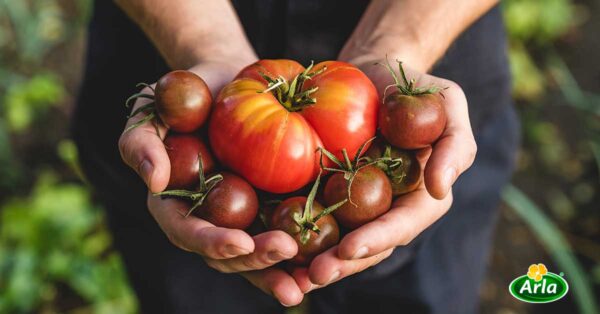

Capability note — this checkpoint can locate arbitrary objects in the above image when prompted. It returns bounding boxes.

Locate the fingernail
[139,159,153,187]
[327,271,341,284]
[306,283,318,293]
[224,245,251,257]
[267,251,287,261]
[352,247,369,260]
[443,167,457,189]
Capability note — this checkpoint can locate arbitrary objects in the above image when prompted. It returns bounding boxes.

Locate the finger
[291,267,320,293]
[242,268,304,307]
[307,246,393,286]
[203,230,298,273]
[337,185,452,260]
[148,193,255,259]
[422,80,477,199]
[118,86,170,193]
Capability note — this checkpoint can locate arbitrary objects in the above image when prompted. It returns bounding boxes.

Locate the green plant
[0,172,138,313]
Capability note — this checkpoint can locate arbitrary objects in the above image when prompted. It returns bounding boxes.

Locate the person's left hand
[292,58,476,292]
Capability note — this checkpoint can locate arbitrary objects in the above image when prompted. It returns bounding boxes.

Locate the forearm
[114,0,257,70]
[340,0,498,72]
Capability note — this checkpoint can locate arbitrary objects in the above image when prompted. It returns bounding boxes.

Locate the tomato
[126,70,212,133]
[323,165,392,229]
[378,60,446,149]
[366,138,422,196]
[193,172,258,230]
[164,133,215,189]
[209,59,379,193]
[268,172,345,265]
[270,196,339,265]
[155,165,258,230]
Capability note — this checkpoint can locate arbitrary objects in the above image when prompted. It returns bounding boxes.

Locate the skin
[155,70,212,132]
[380,92,447,149]
[164,133,214,189]
[117,0,494,306]
[194,173,258,230]
[209,60,378,193]
[323,166,392,229]
[270,197,340,266]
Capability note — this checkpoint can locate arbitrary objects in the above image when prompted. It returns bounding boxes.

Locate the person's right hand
[118,60,305,307]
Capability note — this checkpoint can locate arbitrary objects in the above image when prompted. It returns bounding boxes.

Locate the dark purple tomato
[323,165,392,229]
[270,196,339,265]
[366,139,422,196]
[155,70,212,132]
[194,172,258,230]
[164,133,215,189]
[379,92,446,149]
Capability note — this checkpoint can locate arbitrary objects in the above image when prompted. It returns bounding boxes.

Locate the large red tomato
[209,60,378,193]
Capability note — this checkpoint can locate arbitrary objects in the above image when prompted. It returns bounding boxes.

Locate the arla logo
[509,263,569,303]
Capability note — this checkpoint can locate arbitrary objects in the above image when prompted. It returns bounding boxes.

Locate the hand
[292,58,476,291]
[118,60,304,307]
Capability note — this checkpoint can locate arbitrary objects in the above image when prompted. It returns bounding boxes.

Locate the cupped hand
[118,60,304,307]
[292,57,476,291]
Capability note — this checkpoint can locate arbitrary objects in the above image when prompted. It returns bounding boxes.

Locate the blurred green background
[0,0,598,313]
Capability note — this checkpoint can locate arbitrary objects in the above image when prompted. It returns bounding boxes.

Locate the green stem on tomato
[259,61,327,112]
[153,156,223,217]
[376,56,446,98]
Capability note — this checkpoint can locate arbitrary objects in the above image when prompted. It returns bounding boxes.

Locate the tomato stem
[153,155,224,218]
[318,137,381,207]
[259,61,326,112]
[125,82,162,135]
[377,56,446,98]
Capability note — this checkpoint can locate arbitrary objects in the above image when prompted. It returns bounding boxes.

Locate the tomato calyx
[125,82,163,134]
[318,137,382,207]
[365,144,408,188]
[294,170,347,244]
[153,156,224,217]
[378,57,446,98]
[259,61,327,112]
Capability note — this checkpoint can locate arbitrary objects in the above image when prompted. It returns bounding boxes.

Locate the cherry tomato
[378,60,446,149]
[366,138,422,196]
[209,59,379,193]
[127,70,212,133]
[164,133,215,189]
[193,172,258,230]
[270,196,339,265]
[323,165,392,229]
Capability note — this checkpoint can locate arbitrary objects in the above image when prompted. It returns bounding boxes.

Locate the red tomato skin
[209,60,379,193]
[164,133,215,189]
[155,70,212,133]
[379,93,446,149]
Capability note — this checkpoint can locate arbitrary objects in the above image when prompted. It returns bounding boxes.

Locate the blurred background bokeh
[0,0,598,313]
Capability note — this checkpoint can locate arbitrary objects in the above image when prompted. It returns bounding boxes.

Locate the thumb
[118,87,170,193]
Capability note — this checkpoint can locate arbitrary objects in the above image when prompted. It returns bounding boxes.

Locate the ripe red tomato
[378,60,446,149]
[209,60,379,193]
[127,70,212,133]
[164,133,215,189]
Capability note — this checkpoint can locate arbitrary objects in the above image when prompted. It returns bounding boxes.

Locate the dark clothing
[73,1,519,313]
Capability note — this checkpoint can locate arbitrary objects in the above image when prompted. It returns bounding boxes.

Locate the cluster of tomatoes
[126,58,446,265]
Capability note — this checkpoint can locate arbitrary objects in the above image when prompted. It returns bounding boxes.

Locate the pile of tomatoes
[127,59,446,265]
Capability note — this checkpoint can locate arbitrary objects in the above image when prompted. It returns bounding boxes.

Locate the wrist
[187,55,257,96]
[339,41,434,74]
